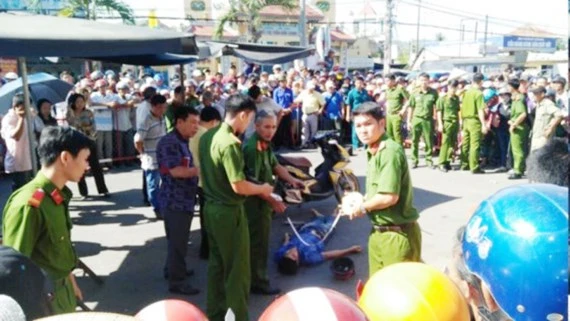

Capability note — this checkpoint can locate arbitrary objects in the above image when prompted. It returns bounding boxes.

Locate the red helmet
[259,287,368,321]
[135,299,208,321]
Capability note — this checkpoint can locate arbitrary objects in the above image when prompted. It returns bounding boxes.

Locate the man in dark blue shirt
[156,107,201,295]
[322,81,344,131]
[273,75,294,148]
[274,210,362,275]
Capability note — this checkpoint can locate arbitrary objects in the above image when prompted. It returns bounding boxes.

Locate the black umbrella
[0,73,72,115]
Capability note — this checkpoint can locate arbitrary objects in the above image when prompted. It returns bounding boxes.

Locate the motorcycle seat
[278,155,312,169]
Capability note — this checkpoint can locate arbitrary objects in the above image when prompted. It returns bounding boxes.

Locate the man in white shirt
[0,95,33,191]
[90,79,118,166]
[114,82,139,166]
[244,85,282,140]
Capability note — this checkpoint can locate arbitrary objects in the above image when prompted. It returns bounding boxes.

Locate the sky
[335,0,568,42]
[12,0,565,43]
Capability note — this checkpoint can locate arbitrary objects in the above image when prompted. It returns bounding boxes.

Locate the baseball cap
[531,86,547,94]
[0,246,52,319]
[552,76,567,85]
[4,72,18,81]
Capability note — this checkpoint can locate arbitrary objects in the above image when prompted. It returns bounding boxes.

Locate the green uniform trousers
[510,128,529,175]
[411,117,434,165]
[438,121,459,166]
[51,277,76,314]
[460,118,482,171]
[385,114,403,145]
[368,221,422,276]
[244,198,272,290]
[205,202,250,321]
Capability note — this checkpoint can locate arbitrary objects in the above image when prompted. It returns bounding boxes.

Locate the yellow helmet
[358,262,469,321]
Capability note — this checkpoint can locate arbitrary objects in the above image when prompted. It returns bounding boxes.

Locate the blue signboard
[0,0,64,10]
[502,35,557,52]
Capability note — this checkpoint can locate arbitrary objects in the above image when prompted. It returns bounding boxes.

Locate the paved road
[0,148,520,319]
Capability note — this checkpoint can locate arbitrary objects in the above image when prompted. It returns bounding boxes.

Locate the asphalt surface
[0,147,521,319]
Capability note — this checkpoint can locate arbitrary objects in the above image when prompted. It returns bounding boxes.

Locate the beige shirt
[294,90,325,114]
[530,99,563,151]
[189,125,208,187]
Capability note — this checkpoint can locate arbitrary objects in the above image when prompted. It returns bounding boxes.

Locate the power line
[398,0,566,32]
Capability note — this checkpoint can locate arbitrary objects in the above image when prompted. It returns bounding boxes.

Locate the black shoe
[411,163,418,169]
[100,192,111,198]
[496,166,508,173]
[508,174,523,180]
[445,164,452,171]
[472,169,485,174]
[154,210,163,220]
[438,165,449,173]
[163,269,195,279]
[169,284,200,295]
[143,200,151,207]
[251,286,281,295]
[460,166,470,171]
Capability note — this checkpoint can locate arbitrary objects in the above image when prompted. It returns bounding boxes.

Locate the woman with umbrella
[67,93,110,199]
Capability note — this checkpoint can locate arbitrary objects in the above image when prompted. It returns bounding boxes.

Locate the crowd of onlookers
[0,62,568,194]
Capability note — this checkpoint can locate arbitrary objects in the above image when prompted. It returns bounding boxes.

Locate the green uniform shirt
[510,93,530,131]
[385,85,409,114]
[461,87,485,119]
[409,88,438,119]
[347,88,371,110]
[366,135,419,226]
[199,122,246,205]
[2,172,76,280]
[436,94,460,122]
[185,96,200,109]
[165,103,190,133]
[243,133,278,185]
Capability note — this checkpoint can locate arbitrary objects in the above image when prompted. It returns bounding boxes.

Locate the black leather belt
[372,222,413,233]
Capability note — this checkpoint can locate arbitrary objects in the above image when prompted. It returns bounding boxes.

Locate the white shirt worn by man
[0,109,32,173]
[244,96,282,139]
[115,94,134,132]
[90,91,117,132]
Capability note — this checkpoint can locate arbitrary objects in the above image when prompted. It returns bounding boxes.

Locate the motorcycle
[275,130,360,204]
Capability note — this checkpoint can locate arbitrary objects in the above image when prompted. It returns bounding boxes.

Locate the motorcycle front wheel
[334,172,361,203]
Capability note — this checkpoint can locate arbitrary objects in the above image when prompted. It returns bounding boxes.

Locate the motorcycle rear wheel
[334,172,360,203]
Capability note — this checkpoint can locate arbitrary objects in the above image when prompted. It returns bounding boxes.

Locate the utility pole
[474,21,478,41]
[415,0,420,54]
[299,0,307,66]
[383,0,393,75]
[483,15,488,57]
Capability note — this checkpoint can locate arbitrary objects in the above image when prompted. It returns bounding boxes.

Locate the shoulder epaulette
[28,189,46,208]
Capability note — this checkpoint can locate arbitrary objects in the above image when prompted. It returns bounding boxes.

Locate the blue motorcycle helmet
[483,88,497,103]
[462,184,568,321]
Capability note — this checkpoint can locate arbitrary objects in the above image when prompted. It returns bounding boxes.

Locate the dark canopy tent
[0,12,199,56]
[0,12,198,173]
[88,41,311,66]
[87,53,198,66]
[201,41,313,64]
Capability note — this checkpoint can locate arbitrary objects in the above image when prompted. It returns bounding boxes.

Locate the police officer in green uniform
[436,80,460,172]
[384,73,409,145]
[507,78,530,180]
[2,126,92,315]
[242,111,304,296]
[459,73,488,174]
[199,94,274,321]
[407,73,438,168]
[348,102,422,276]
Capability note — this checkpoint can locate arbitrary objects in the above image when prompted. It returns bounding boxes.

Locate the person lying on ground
[274,209,362,275]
